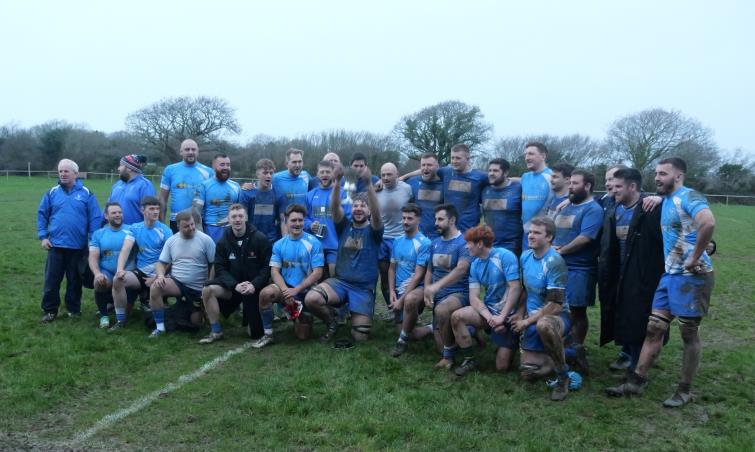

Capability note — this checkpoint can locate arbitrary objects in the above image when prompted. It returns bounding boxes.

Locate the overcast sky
[2,0,753,155]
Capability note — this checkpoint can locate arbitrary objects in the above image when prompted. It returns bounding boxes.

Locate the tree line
[1,97,753,194]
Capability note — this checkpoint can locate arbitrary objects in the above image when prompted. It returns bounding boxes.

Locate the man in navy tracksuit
[37,159,103,322]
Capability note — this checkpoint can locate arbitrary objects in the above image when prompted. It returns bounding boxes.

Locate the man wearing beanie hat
[109,154,157,225]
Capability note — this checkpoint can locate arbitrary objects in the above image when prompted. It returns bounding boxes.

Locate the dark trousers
[42,247,86,314]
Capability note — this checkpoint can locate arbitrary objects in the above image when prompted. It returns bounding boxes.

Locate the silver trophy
[342,168,359,204]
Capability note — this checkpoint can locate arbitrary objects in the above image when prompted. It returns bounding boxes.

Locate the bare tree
[126,96,241,163]
[393,100,492,165]
[605,108,714,172]
[490,133,606,176]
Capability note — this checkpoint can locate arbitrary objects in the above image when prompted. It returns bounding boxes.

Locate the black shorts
[132,269,151,292]
[173,278,203,312]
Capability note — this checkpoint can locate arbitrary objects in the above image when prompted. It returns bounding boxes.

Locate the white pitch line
[70,341,254,445]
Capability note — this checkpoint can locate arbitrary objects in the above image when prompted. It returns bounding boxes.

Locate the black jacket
[209,224,271,293]
[598,198,665,346]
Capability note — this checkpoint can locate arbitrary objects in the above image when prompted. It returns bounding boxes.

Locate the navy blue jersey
[482,181,523,251]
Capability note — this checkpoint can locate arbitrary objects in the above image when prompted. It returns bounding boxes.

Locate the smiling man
[107,154,155,225]
[194,153,241,241]
[520,142,554,250]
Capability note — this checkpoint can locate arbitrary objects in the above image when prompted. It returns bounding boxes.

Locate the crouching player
[111,196,173,331]
[389,204,433,357]
[450,225,521,376]
[511,216,573,401]
[305,166,383,342]
[199,204,271,344]
[255,204,324,346]
[88,202,131,328]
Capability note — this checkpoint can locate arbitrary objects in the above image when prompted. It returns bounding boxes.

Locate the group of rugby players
[37,139,716,404]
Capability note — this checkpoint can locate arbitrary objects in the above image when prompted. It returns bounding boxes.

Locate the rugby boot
[198,331,225,345]
[663,384,693,408]
[391,340,407,357]
[605,372,648,397]
[454,359,478,377]
[550,375,570,401]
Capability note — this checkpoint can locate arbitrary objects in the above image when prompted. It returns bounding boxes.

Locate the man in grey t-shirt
[148,210,216,337]
[376,163,414,310]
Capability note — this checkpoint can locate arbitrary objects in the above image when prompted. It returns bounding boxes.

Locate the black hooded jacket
[208,224,271,292]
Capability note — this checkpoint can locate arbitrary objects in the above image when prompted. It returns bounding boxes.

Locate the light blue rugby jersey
[160,162,212,221]
[89,225,132,274]
[196,177,241,226]
[391,232,431,295]
[661,186,713,275]
[273,170,311,212]
[270,232,325,287]
[520,247,569,314]
[469,247,519,315]
[125,220,173,276]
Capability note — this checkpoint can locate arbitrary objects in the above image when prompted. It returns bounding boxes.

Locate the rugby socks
[211,322,222,334]
[261,306,274,335]
[115,307,126,324]
[442,345,457,360]
[398,330,409,343]
[153,309,166,332]
[94,292,109,316]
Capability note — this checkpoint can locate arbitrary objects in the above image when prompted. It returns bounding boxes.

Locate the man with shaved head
[159,139,212,233]
[376,162,414,315]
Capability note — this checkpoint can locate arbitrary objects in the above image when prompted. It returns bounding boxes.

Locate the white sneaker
[251,334,274,349]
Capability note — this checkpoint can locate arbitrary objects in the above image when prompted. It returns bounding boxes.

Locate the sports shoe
[99,316,110,329]
[605,372,648,397]
[434,358,453,370]
[251,334,273,349]
[41,312,57,323]
[148,328,165,339]
[663,387,693,408]
[67,312,82,320]
[547,371,582,391]
[550,375,570,401]
[391,340,407,358]
[454,359,478,377]
[198,331,225,344]
[609,353,632,372]
[108,322,125,333]
[569,344,590,376]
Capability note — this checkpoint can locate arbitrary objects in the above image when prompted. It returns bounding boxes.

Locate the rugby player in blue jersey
[553,169,603,375]
[88,203,131,328]
[512,216,572,401]
[424,204,472,370]
[148,210,216,338]
[108,154,155,225]
[255,204,324,346]
[389,204,433,357]
[194,153,241,241]
[450,225,521,375]
[159,139,212,232]
[111,196,173,331]
[38,159,103,322]
[545,162,573,219]
[305,165,383,342]
[405,153,443,240]
[607,157,716,408]
[521,142,553,250]
[306,160,350,277]
[240,159,286,244]
[273,149,312,226]
[349,152,380,194]
[436,144,487,232]
[481,158,522,254]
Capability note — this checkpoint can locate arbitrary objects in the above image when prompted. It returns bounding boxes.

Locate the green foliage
[1,177,753,449]
[394,100,493,165]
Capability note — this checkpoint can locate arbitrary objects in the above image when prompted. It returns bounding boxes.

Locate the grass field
[0,175,753,451]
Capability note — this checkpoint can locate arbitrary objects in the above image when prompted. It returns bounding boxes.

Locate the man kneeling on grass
[450,225,521,376]
[511,216,573,401]
[148,210,215,338]
[255,204,324,347]
[198,204,271,344]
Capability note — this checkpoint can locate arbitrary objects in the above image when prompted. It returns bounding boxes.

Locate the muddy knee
[351,323,372,341]
[646,313,671,340]
[678,316,701,342]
